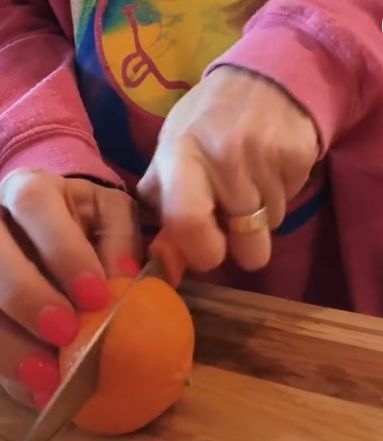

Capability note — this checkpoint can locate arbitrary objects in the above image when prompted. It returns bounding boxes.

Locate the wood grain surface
[2,281,383,440]
[182,280,383,408]
[1,364,383,441]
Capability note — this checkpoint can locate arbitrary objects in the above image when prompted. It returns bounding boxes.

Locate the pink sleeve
[205,0,383,153]
[0,0,123,186]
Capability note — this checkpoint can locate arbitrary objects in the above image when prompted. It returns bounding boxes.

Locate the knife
[24,230,185,441]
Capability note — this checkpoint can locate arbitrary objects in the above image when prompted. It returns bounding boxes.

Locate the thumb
[0,312,59,410]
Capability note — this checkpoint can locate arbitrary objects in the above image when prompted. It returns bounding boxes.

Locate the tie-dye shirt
[2,0,383,315]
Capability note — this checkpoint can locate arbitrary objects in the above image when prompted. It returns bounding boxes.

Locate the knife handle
[148,230,186,288]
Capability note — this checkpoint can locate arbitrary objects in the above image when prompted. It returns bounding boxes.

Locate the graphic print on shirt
[74,0,240,177]
[72,0,329,235]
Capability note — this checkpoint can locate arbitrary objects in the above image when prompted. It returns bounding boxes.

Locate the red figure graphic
[122,4,190,90]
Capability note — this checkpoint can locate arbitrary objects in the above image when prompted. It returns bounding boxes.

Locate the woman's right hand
[0,168,141,409]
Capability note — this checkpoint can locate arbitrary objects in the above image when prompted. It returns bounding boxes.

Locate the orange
[60,276,195,435]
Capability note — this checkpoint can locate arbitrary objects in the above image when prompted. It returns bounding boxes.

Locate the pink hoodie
[1,0,383,315]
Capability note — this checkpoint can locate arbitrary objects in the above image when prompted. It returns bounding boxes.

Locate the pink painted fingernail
[37,306,79,347]
[18,353,60,396]
[72,274,110,311]
[33,391,52,410]
[117,257,141,277]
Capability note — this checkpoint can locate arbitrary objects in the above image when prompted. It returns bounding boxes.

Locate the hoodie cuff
[205,24,356,153]
[0,133,124,187]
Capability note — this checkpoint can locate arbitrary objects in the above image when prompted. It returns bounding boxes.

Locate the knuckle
[2,169,49,216]
[205,141,243,184]
[215,133,243,164]
[10,187,42,218]
[1,168,48,193]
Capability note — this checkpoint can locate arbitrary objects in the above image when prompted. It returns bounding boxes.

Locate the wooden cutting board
[2,281,383,441]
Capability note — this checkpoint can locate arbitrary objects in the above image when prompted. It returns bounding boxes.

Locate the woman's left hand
[138,66,319,272]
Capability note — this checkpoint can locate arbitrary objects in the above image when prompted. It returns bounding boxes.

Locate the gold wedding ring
[226,206,268,234]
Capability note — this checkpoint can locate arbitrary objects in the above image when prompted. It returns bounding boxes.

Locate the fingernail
[72,274,110,311]
[33,391,52,410]
[18,353,60,396]
[117,256,141,277]
[37,306,79,347]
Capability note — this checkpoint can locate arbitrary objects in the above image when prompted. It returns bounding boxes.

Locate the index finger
[154,135,226,272]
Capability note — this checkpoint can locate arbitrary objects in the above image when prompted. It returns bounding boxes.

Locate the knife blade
[24,231,185,441]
